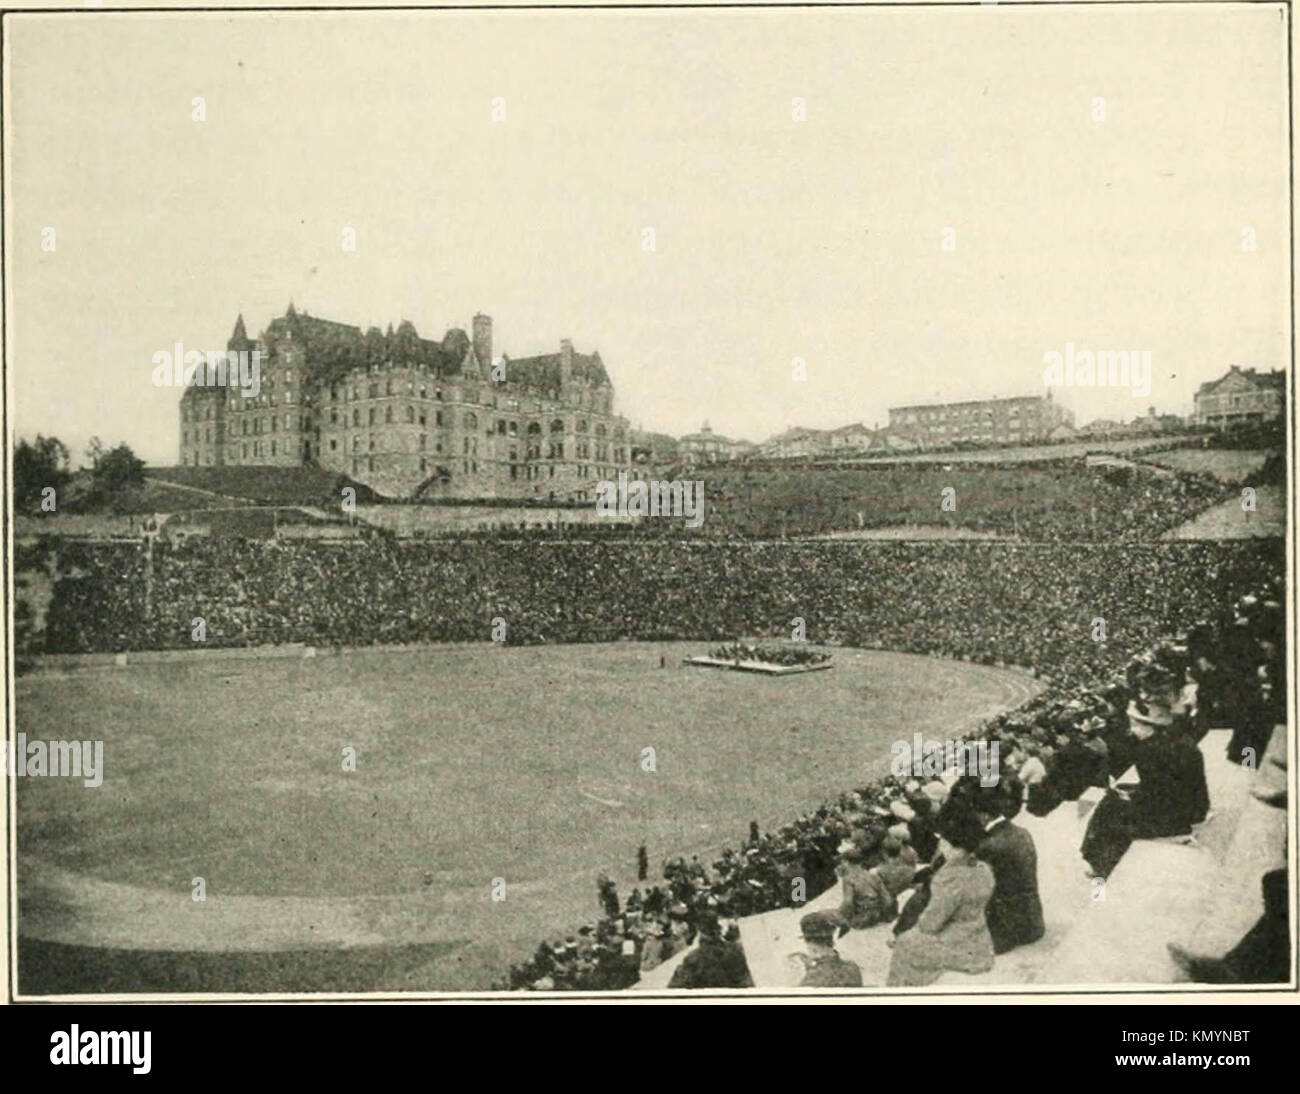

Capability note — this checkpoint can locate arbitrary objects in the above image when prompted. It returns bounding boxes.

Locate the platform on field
[682,656,832,675]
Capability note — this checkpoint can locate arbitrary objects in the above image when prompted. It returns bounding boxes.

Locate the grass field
[16,642,1038,993]
[1141,448,1275,483]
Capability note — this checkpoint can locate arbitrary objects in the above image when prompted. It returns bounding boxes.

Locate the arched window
[527,421,541,436]
[464,412,478,430]
[550,418,565,434]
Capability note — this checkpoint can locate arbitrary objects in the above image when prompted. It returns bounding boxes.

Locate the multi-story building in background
[1194,366,1286,429]
[179,304,632,499]
[678,422,753,464]
[886,393,1073,448]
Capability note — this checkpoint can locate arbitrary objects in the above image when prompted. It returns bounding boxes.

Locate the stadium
[12,502,1289,993]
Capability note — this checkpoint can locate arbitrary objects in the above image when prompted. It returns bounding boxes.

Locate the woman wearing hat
[886,798,995,987]
[1079,691,1210,880]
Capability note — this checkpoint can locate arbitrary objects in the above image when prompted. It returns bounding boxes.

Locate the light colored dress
[887,854,995,986]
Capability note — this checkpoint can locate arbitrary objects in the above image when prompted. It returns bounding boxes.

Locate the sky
[4,4,1291,466]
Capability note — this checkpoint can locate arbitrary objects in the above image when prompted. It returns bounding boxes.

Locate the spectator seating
[641,729,1272,990]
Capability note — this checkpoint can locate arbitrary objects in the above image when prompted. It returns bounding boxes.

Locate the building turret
[473,313,493,373]
[228,313,253,352]
[560,338,574,383]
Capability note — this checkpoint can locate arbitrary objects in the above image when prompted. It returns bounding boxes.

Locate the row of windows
[237,440,288,459]
[193,397,626,435]
[1201,393,1277,410]
[181,403,219,423]
[231,389,293,412]
[351,456,438,476]
[900,404,1038,425]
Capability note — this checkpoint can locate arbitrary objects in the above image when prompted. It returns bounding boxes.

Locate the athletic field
[16,642,1039,993]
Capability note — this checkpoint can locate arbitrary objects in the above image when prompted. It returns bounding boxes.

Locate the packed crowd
[503,569,1285,990]
[707,642,832,666]
[37,538,1280,693]
[685,461,1232,540]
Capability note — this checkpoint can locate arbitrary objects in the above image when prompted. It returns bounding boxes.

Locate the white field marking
[579,789,623,808]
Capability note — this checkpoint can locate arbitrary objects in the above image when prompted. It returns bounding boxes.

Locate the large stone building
[179,304,632,499]
[1193,366,1285,429]
[886,393,1073,448]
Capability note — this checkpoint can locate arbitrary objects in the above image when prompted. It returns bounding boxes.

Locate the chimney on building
[472,313,493,372]
[560,338,574,382]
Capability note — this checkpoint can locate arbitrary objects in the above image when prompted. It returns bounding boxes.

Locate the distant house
[679,422,750,464]
[1194,366,1285,429]
[630,429,680,468]
[869,427,922,453]
[1081,418,1124,437]
[828,422,874,451]
[759,426,830,459]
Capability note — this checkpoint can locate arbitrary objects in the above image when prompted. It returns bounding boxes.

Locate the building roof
[504,350,610,390]
[1195,365,1286,397]
[630,430,679,451]
[245,305,606,392]
[889,393,1050,413]
[764,426,828,444]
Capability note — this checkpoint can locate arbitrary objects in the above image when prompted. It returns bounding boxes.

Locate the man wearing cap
[798,911,863,988]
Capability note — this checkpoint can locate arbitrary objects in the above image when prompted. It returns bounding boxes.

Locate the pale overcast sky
[5,5,1290,465]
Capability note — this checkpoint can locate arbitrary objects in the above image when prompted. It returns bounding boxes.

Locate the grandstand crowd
[32,539,1277,690]
[501,567,1285,990]
[689,462,1234,540]
[18,534,1286,990]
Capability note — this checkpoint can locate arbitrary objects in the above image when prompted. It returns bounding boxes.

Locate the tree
[87,442,146,510]
[84,435,106,471]
[13,434,71,511]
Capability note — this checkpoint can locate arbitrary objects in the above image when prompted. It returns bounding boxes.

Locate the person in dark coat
[970,778,1045,954]
[798,911,863,987]
[1081,700,1210,879]
[1025,730,1109,816]
[668,911,754,989]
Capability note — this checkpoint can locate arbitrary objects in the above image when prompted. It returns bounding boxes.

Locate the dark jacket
[1131,733,1210,837]
[667,937,754,990]
[976,819,1046,954]
[800,952,863,988]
